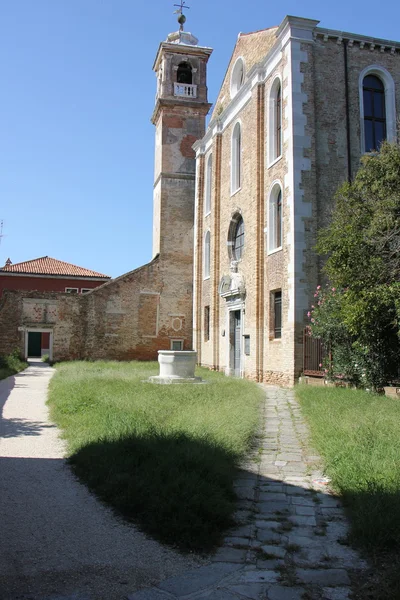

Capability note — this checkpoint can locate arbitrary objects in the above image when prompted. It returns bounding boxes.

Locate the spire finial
[173,1,190,31]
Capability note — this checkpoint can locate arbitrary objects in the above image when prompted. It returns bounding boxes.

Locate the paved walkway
[0,362,201,600]
[128,386,366,600]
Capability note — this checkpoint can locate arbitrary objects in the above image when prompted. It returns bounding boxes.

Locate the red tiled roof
[0,256,110,278]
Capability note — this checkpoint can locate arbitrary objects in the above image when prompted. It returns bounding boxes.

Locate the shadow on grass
[343,487,400,551]
[340,488,400,599]
[68,432,239,553]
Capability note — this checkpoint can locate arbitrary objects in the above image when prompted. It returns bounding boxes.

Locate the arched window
[269,184,283,252]
[359,66,396,154]
[231,122,242,194]
[230,57,245,99]
[269,78,283,164]
[363,75,386,152]
[204,231,211,278]
[233,217,245,260]
[205,153,212,215]
[275,83,282,158]
[177,62,192,85]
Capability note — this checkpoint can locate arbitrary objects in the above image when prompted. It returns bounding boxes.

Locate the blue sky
[1,1,399,278]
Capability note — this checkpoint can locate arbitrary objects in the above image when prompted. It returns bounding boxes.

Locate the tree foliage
[309,142,400,388]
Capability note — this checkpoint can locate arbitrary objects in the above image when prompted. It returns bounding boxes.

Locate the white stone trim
[24,328,54,361]
[267,75,283,166]
[170,339,184,351]
[194,16,322,157]
[224,301,245,378]
[284,39,313,330]
[267,179,283,253]
[358,64,397,154]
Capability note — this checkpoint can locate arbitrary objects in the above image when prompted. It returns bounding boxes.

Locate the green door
[28,332,42,357]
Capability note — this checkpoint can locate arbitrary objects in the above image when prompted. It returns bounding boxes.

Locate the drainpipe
[343,39,352,182]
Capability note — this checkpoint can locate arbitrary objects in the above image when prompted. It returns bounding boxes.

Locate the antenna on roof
[173,0,190,31]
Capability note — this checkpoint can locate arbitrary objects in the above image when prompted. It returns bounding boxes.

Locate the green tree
[309,141,400,388]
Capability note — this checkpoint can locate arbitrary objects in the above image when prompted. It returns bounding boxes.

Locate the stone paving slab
[127,386,366,600]
[157,563,241,597]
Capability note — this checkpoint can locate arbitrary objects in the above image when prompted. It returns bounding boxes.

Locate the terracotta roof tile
[0,256,110,278]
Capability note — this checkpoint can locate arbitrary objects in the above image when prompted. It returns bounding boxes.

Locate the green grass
[47,360,264,553]
[296,385,400,598]
[0,351,28,380]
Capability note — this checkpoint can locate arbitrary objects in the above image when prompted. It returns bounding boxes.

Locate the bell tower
[151,15,212,259]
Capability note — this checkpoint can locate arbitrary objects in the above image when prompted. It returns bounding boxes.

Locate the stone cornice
[153,172,195,188]
[153,41,213,72]
[314,28,400,53]
[276,16,320,40]
[151,98,212,125]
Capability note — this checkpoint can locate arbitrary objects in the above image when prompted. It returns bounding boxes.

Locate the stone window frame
[65,287,79,294]
[268,76,283,167]
[81,288,92,294]
[362,75,386,152]
[204,152,213,216]
[359,65,396,155]
[204,230,211,280]
[230,56,246,99]
[231,120,242,195]
[267,180,283,254]
[170,339,184,351]
[227,211,245,262]
[270,289,282,340]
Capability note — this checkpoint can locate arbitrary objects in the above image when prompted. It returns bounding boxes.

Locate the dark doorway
[229,310,241,377]
[27,332,42,357]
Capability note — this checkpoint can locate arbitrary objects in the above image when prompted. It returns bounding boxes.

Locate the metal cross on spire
[173,0,190,31]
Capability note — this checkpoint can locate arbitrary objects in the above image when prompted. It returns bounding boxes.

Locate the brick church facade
[193,16,400,385]
[0,15,399,383]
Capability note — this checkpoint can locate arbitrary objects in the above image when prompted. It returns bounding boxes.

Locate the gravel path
[0,361,202,600]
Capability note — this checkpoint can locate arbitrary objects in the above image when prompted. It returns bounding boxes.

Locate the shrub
[309,142,400,389]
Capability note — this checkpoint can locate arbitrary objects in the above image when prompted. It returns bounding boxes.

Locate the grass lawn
[0,352,28,380]
[47,360,264,553]
[297,385,400,599]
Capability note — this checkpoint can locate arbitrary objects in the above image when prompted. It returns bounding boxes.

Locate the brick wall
[0,275,107,298]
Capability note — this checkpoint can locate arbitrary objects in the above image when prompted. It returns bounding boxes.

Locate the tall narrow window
[204,306,210,341]
[268,184,283,252]
[275,83,282,158]
[205,153,212,215]
[273,290,282,339]
[363,75,386,152]
[231,122,241,194]
[269,78,283,164]
[204,231,211,278]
